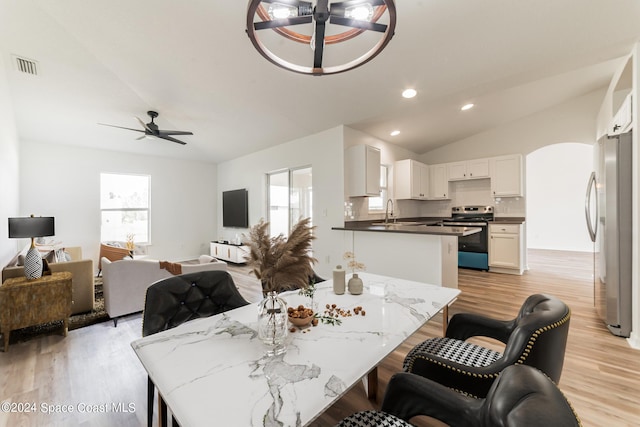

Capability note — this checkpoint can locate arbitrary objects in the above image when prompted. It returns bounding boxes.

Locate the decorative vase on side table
[257,291,288,356]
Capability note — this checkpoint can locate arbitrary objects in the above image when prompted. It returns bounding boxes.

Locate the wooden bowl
[288,310,314,327]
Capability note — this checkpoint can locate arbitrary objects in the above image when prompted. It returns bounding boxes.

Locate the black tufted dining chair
[403,293,571,398]
[335,364,581,427]
[142,270,250,427]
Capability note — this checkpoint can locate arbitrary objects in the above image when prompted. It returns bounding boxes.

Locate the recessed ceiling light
[402,89,417,99]
[461,103,474,111]
[390,130,400,136]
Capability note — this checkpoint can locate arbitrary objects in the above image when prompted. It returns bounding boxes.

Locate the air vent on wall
[12,55,39,76]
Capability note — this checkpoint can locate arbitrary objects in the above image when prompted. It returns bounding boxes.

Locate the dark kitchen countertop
[492,217,526,224]
[332,223,482,237]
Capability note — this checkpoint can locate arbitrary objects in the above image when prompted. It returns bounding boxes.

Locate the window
[267,166,312,238]
[368,165,388,212]
[100,173,150,243]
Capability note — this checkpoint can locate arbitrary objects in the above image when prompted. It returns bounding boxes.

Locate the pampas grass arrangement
[244,217,317,293]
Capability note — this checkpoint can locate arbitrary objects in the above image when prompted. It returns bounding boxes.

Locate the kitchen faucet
[385,199,394,224]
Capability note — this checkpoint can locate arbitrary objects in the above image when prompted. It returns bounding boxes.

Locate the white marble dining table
[131,272,460,427]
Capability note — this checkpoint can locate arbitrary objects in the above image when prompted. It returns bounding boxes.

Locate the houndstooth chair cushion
[335,410,412,427]
[403,337,502,371]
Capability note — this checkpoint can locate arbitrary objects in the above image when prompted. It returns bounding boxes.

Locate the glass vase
[257,291,288,356]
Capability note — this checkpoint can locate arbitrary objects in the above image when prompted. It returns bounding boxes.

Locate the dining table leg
[442,304,449,336]
[367,367,378,402]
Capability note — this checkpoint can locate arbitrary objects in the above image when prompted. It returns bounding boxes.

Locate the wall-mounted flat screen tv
[222,189,249,228]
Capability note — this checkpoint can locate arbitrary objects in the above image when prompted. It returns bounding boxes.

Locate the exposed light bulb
[268,3,298,20]
[461,103,474,111]
[390,130,400,136]
[402,88,417,99]
[345,3,374,21]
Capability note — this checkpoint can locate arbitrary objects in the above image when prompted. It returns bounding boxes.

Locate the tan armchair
[97,243,132,276]
[2,246,95,315]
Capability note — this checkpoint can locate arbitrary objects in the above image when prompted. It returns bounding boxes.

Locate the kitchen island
[332,223,481,289]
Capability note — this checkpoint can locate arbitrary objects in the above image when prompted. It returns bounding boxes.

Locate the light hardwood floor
[1,249,638,426]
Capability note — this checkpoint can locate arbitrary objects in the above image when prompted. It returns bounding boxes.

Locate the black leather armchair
[336,364,581,427]
[403,293,571,397]
[142,270,250,427]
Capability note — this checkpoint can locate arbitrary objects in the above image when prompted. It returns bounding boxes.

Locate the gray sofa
[101,256,227,325]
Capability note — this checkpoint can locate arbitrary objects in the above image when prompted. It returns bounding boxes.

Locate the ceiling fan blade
[330,15,387,32]
[158,130,194,136]
[98,123,145,133]
[136,116,153,132]
[254,15,312,30]
[158,135,187,145]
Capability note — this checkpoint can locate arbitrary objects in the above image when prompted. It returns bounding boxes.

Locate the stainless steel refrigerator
[585,131,632,337]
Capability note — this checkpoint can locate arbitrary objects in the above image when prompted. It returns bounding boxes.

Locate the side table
[0,271,72,352]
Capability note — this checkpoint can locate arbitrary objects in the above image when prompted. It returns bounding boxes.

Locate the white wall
[19,141,217,268]
[526,143,594,251]
[216,126,345,278]
[0,51,21,266]
[422,89,603,162]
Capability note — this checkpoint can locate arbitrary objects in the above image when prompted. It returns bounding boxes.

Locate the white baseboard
[627,331,640,350]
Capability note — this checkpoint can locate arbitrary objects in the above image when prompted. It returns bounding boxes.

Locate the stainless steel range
[442,206,494,270]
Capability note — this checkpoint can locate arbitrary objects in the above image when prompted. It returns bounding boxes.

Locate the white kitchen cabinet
[447,158,490,181]
[210,242,249,264]
[428,163,449,199]
[489,223,524,274]
[394,159,429,200]
[346,144,381,197]
[490,154,523,197]
[447,162,467,180]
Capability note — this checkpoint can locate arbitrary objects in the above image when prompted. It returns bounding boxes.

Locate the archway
[526,142,593,252]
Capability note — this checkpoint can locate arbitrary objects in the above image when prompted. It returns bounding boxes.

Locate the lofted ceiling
[1,0,639,164]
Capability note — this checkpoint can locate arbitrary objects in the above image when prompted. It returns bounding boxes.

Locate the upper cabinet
[428,163,449,200]
[447,158,489,181]
[346,145,381,197]
[490,154,523,197]
[395,159,429,200]
[388,154,523,201]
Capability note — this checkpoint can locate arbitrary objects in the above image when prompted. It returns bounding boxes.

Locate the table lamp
[8,215,55,279]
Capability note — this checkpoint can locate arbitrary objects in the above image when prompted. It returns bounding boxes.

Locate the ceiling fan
[99,111,193,145]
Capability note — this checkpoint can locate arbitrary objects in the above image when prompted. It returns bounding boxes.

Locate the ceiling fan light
[461,103,474,111]
[267,3,299,20]
[344,3,374,21]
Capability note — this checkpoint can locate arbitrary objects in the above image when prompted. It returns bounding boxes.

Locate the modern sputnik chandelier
[246,0,397,76]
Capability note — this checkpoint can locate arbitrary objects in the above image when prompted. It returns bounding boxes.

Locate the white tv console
[210,241,249,264]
